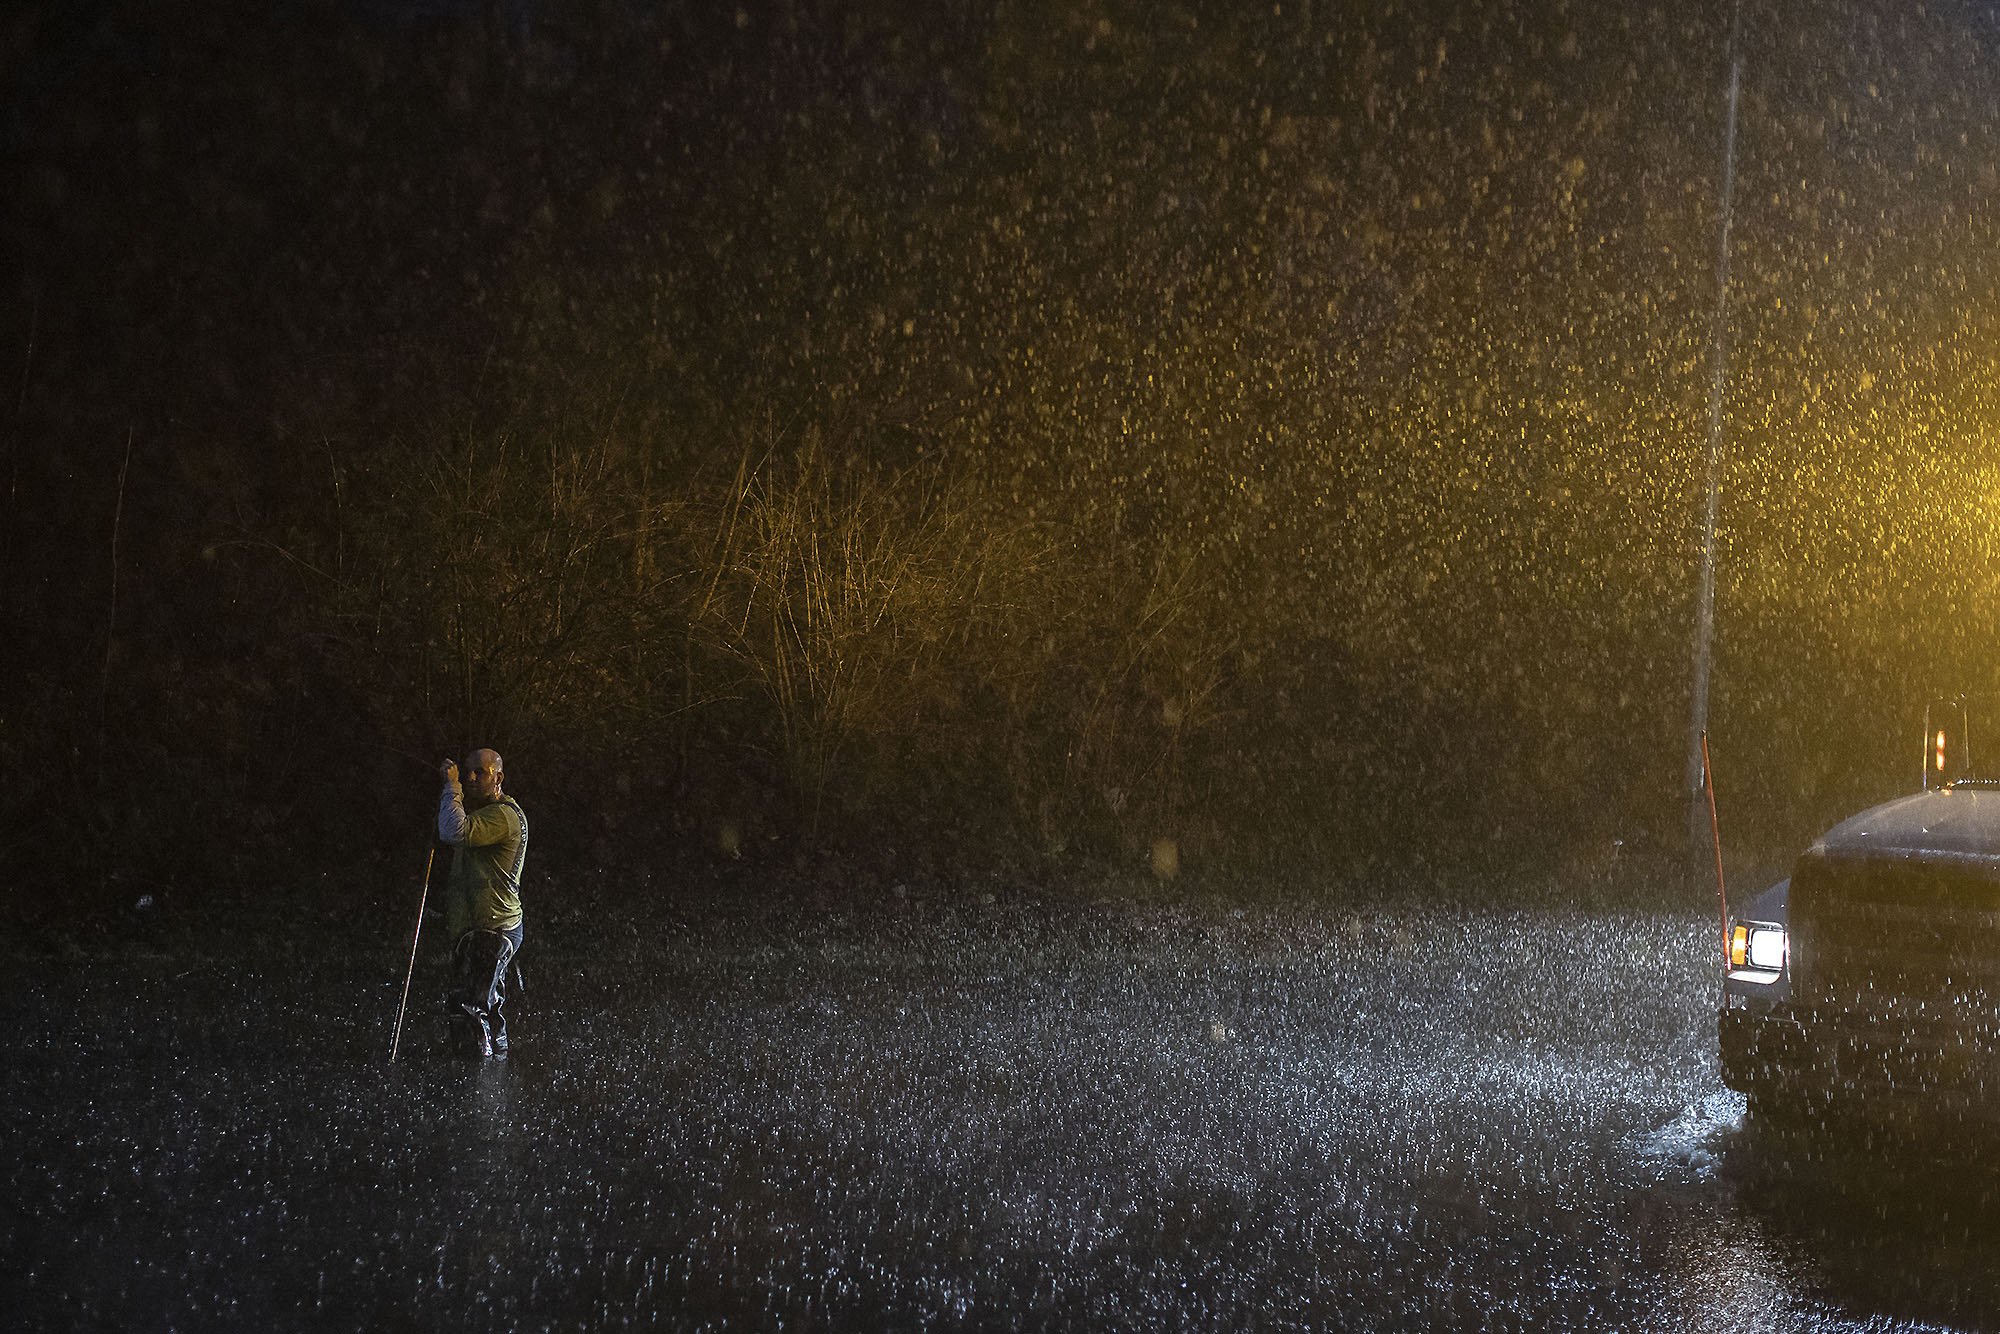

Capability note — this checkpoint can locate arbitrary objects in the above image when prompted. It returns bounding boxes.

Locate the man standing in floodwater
[437,749,529,1059]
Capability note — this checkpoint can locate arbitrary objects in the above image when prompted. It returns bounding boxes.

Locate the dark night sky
[5,0,2000,902]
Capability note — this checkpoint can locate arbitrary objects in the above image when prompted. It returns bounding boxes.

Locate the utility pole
[1688,1,1744,850]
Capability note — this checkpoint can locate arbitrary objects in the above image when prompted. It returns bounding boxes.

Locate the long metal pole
[1703,732,1733,1013]
[389,845,436,1063]
[1702,731,1729,961]
[1688,2,1744,849]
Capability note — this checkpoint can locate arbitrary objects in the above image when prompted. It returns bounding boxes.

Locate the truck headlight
[1729,921,1787,971]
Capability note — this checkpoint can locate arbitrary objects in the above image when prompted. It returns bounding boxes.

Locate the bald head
[464,749,504,805]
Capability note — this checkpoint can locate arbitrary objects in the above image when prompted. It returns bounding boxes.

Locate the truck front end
[1720,790,2000,1125]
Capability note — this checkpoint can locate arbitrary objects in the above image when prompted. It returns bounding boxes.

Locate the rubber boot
[448,1006,492,1059]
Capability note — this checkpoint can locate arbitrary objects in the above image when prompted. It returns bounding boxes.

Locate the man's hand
[439,758,460,786]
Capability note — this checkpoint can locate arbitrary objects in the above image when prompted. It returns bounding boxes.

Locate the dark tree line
[6,0,1999,921]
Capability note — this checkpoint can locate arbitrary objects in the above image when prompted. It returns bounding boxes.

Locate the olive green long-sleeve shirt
[437,784,528,937]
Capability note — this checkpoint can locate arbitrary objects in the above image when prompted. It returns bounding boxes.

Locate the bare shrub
[313,420,695,761]
[677,432,1047,832]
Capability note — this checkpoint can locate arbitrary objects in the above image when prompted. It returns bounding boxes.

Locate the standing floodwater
[8,880,2000,1331]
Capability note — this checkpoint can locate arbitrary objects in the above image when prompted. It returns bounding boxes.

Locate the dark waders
[446,925,523,1058]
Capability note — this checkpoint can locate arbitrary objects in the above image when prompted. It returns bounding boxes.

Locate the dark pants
[446,923,522,1057]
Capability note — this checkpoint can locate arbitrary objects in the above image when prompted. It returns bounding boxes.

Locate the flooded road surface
[8,885,2000,1330]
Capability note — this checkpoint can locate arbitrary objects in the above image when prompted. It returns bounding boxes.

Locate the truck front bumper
[1721,1004,2000,1124]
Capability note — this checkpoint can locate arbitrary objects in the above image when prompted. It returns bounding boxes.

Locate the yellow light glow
[1729,924,1749,968]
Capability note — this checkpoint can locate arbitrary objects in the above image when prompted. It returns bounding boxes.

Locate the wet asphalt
[7,880,2000,1331]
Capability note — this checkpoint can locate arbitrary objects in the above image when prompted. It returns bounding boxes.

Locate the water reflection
[1714,1116,2000,1329]
[10,902,2000,1329]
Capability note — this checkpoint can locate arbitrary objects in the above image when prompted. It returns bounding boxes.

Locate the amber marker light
[1729,924,1749,968]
